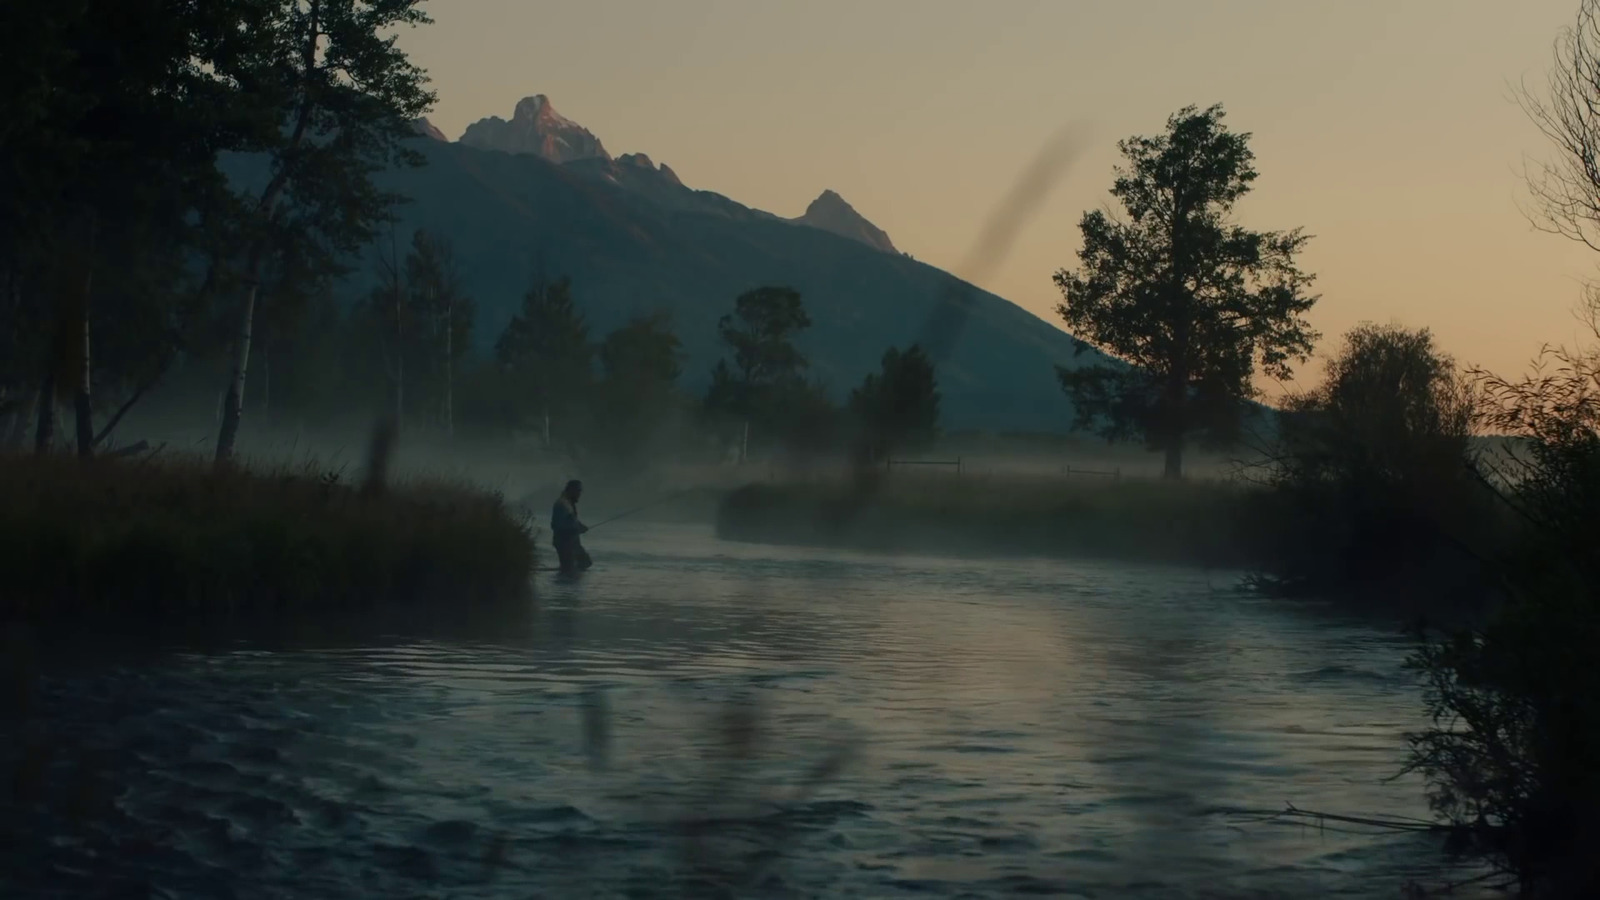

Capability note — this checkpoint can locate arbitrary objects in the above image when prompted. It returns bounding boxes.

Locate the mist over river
[2,522,1483,898]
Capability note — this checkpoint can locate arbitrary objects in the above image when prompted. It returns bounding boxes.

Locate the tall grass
[717,472,1273,568]
[0,452,536,619]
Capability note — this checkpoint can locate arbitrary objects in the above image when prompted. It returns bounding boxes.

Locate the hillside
[342,103,1097,432]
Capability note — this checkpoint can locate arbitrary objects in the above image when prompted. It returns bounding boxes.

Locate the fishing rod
[585,486,702,530]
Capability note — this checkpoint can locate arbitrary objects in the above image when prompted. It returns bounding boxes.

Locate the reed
[0,449,535,619]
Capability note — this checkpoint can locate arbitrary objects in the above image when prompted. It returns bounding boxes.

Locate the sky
[400,0,1600,389]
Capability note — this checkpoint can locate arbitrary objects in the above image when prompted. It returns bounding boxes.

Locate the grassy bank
[0,453,536,619]
[716,473,1276,569]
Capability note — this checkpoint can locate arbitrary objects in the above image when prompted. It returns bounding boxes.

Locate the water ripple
[1,522,1487,898]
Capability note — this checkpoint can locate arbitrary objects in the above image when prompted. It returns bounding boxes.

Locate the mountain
[333,96,1096,432]
[791,189,897,254]
[410,117,449,142]
[459,95,609,163]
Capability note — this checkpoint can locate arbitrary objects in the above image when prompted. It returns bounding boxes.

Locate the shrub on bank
[0,453,536,618]
[1402,337,1600,897]
[1251,325,1505,610]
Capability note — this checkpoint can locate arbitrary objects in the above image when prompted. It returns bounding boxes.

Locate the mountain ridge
[353,132,1089,432]
[447,95,907,257]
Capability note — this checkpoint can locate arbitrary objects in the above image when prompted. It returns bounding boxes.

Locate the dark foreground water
[3,522,1484,899]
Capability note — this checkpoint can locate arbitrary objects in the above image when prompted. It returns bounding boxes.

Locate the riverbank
[715,472,1509,626]
[0,453,536,620]
[715,474,1276,570]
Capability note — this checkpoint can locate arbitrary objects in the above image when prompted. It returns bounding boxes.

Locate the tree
[1261,324,1481,593]
[211,0,436,463]
[706,285,813,455]
[404,229,472,437]
[367,223,410,426]
[0,0,246,457]
[494,276,592,445]
[716,285,811,387]
[592,312,685,460]
[1054,104,1318,479]
[1520,0,1600,254]
[1278,325,1474,488]
[849,344,941,462]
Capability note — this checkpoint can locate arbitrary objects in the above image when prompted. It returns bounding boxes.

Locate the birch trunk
[443,298,453,439]
[74,241,96,459]
[214,277,257,463]
[394,273,404,430]
[34,370,55,455]
[212,0,319,465]
[74,305,92,459]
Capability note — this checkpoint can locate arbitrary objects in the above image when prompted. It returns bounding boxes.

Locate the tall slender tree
[1054,104,1318,479]
[593,311,684,459]
[705,285,813,456]
[495,276,592,445]
[404,229,471,436]
[211,0,436,463]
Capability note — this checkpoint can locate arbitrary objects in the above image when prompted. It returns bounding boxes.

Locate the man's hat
[565,479,583,493]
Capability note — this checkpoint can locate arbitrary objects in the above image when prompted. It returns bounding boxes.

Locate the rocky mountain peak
[410,117,448,141]
[617,152,683,186]
[460,94,610,164]
[793,189,897,254]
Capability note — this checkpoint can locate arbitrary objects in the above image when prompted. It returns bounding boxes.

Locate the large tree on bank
[212,0,435,464]
[1055,104,1319,479]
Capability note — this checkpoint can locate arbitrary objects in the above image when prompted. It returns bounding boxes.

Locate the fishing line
[586,486,701,530]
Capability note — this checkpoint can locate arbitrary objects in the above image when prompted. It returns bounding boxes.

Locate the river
[2,521,1482,898]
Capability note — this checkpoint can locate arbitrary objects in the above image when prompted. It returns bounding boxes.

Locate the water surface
[3,522,1478,898]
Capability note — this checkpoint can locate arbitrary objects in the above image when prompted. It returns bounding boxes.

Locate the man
[551,479,593,573]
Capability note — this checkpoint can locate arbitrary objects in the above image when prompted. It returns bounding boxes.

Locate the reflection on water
[2,522,1483,898]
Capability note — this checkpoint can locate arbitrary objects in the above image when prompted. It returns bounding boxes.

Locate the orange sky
[400,0,1600,390]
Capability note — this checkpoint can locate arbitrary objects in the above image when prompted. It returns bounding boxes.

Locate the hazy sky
[401,0,1599,388]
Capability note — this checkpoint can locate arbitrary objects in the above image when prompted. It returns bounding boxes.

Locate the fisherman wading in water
[551,479,593,573]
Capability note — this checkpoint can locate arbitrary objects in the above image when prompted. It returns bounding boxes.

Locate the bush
[0,451,536,619]
[1255,324,1498,600]
[1403,335,1600,896]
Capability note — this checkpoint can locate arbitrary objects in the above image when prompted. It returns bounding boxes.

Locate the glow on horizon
[400,0,1600,389]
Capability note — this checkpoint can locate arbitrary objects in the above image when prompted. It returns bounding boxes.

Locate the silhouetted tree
[0,0,243,456]
[1520,0,1600,255]
[850,344,940,462]
[1262,323,1480,593]
[706,285,813,455]
[1055,104,1319,479]
[404,230,472,436]
[592,311,684,460]
[211,0,437,463]
[494,276,592,445]
[717,285,812,387]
